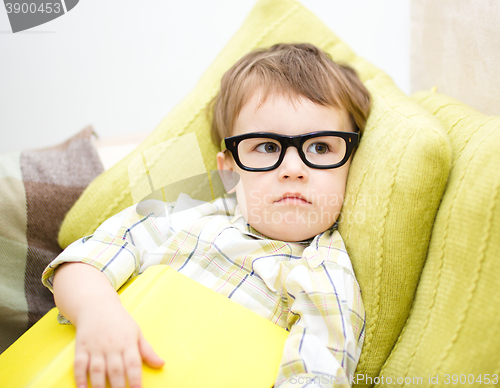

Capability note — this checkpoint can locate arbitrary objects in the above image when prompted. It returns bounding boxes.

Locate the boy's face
[217,91,354,242]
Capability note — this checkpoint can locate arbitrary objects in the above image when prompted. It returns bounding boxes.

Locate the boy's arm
[53,262,164,388]
[43,196,217,387]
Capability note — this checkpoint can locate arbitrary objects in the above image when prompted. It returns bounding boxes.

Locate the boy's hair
[210,43,371,147]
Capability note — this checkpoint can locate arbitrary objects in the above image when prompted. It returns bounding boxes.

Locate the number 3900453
[5,3,62,14]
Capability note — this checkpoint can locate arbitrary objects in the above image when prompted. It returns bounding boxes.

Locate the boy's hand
[73,303,164,388]
[52,262,164,388]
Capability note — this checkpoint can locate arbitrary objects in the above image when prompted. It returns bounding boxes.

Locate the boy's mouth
[274,193,311,205]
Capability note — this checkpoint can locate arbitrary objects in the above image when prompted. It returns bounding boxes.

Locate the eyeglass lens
[237,135,347,169]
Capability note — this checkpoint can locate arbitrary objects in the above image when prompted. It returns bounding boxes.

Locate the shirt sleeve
[273,230,365,388]
[42,198,176,292]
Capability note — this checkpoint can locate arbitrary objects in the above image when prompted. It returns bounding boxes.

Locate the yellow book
[0,266,289,387]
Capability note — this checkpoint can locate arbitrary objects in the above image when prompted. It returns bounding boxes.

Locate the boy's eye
[255,142,280,153]
[307,142,329,154]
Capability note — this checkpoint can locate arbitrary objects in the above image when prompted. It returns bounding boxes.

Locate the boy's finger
[73,351,89,388]
[88,354,107,388]
[106,352,126,388]
[123,348,143,388]
[138,333,165,368]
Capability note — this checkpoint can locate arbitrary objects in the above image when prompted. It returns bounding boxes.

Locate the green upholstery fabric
[380,91,500,386]
[337,81,451,386]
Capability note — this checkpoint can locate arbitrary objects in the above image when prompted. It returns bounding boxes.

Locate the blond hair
[209,43,371,147]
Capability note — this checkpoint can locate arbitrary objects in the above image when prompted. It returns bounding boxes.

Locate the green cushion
[381,91,500,382]
[337,83,451,385]
[58,0,451,384]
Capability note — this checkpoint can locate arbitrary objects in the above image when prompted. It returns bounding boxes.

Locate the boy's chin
[251,216,333,242]
[274,230,317,242]
[257,225,319,242]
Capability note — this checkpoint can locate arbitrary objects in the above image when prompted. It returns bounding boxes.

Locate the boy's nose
[278,147,308,181]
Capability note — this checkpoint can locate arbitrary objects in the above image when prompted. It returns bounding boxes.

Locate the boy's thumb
[138,332,165,368]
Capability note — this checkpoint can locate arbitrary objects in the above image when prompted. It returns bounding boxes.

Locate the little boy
[43,43,371,388]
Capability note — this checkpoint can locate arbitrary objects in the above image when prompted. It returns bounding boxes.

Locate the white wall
[0,0,410,153]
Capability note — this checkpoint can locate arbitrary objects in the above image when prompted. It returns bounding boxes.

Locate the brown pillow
[0,126,103,353]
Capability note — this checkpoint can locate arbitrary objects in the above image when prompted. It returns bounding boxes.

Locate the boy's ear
[216,152,239,194]
[216,151,233,172]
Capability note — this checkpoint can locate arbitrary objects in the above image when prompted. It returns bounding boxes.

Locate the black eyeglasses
[220,131,359,172]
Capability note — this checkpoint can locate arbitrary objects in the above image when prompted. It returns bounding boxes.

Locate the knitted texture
[338,80,451,386]
[58,1,451,385]
[379,91,500,386]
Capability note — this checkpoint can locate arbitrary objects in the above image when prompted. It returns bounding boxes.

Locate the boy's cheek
[218,170,240,194]
[248,191,276,206]
[249,206,262,222]
[248,188,263,205]
[323,193,345,208]
[238,179,274,207]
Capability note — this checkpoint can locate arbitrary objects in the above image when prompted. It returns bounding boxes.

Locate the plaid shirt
[43,193,365,387]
